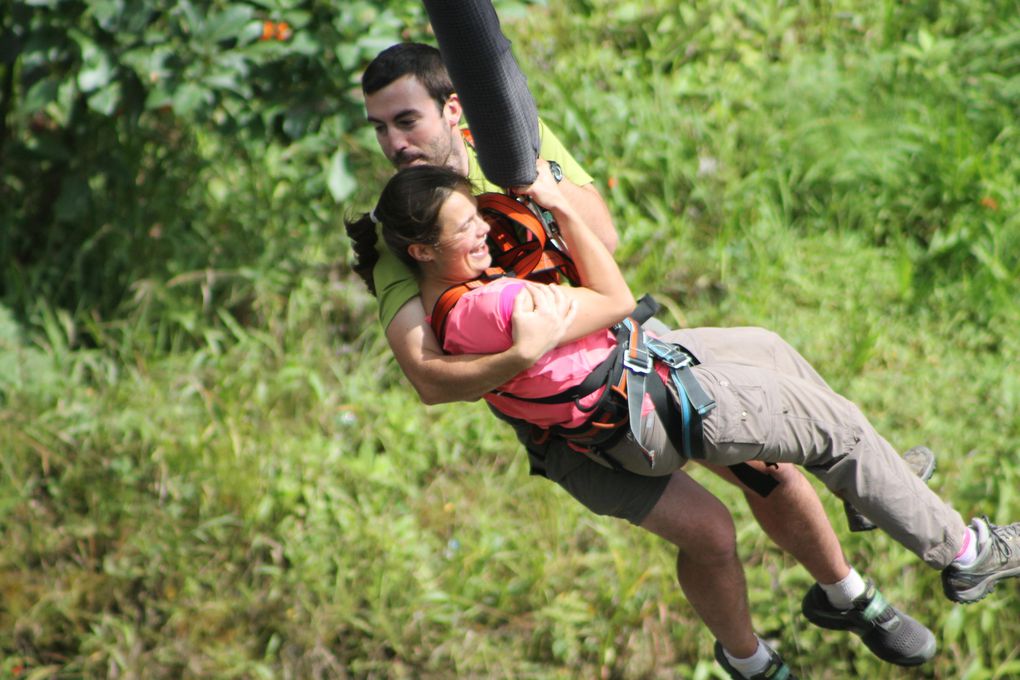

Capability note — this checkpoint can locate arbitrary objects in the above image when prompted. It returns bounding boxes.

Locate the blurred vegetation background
[1,0,1018,677]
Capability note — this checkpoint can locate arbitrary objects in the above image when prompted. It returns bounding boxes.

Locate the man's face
[365,75,463,173]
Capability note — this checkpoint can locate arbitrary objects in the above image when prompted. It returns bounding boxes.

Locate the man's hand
[511,282,577,363]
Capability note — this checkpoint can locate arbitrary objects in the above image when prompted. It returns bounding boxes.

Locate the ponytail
[344,213,381,296]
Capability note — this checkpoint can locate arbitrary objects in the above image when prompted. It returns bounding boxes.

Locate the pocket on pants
[696,366,772,462]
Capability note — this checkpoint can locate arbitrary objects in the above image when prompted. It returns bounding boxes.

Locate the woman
[345,161,683,452]
[348,160,729,481]
[346,161,1018,619]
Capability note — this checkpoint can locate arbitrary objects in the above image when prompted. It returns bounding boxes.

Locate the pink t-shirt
[440,278,662,429]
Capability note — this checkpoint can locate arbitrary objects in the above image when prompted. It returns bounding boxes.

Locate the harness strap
[631,293,661,325]
[729,462,780,497]
[490,313,779,496]
[430,267,507,344]
[562,321,778,496]
[491,347,619,405]
[622,319,653,463]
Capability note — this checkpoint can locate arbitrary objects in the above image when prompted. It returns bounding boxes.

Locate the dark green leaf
[204,5,255,44]
[172,82,209,116]
[25,131,71,162]
[22,77,60,112]
[54,174,92,222]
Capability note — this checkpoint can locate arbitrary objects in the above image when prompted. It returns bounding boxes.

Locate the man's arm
[533,119,617,253]
[386,288,576,404]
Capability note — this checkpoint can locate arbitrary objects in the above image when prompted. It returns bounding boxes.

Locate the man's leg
[700,461,849,584]
[533,432,797,677]
[639,471,758,657]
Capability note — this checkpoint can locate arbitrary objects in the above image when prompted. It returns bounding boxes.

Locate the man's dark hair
[361,43,455,111]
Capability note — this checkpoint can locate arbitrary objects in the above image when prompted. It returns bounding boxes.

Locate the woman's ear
[407,243,434,263]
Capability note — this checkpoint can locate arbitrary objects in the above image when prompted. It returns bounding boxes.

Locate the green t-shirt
[373,118,594,329]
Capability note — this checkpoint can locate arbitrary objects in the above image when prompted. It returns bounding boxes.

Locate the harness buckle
[657,345,692,369]
[623,346,652,375]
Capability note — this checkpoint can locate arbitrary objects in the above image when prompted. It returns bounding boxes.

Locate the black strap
[729,463,780,498]
[422,0,540,187]
[631,293,661,325]
[491,340,623,405]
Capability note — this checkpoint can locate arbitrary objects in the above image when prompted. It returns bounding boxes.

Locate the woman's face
[430,187,492,281]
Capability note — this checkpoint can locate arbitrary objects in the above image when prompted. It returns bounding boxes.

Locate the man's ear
[444,93,462,126]
[407,243,434,263]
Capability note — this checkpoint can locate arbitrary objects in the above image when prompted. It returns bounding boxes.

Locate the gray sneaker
[844,445,936,532]
[713,640,797,680]
[942,516,1020,603]
[801,580,936,666]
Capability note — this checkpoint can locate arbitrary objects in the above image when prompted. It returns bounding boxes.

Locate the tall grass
[2,0,1019,678]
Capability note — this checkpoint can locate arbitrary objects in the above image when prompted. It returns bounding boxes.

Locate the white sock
[723,637,773,678]
[820,567,868,609]
[953,527,979,567]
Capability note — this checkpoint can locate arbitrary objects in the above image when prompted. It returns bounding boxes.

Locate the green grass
[2,0,1020,677]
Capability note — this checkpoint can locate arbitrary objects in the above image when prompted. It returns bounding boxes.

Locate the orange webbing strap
[627,320,642,364]
[429,268,505,347]
[477,193,547,276]
[477,193,581,286]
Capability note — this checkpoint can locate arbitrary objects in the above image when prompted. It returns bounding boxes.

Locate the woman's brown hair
[345,165,473,296]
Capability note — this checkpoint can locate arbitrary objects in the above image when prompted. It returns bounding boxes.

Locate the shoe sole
[801,586,936,666]
[943,564,1020,604]
[845,446,937,532]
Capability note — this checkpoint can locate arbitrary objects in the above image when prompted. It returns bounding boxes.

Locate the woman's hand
[512,159,567,212]
[510,283,577,362]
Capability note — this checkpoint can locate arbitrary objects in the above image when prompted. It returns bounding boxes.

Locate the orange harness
[429,191,579,346]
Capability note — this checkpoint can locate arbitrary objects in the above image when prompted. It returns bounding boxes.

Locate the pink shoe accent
[955,527,973,560]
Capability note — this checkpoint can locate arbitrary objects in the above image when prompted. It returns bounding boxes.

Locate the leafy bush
[2,0,1019,678]
[1,0,427,345]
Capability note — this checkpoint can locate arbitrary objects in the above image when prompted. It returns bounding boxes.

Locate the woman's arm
[515,161,636,344]
[555,178,618,254]
[386,289,576,404]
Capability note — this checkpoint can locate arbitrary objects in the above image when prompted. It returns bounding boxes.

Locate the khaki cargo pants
[633,326,967,569]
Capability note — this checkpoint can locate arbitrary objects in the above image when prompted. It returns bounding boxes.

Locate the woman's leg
[536,435,762,657]
[692,360,967,568]
[664,326,830,388]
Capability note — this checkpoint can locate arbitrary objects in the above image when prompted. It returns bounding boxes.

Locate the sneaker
[713,640,797,680]
[801,580,936,666]
[941,516,1020,604]
[844,445,937,532]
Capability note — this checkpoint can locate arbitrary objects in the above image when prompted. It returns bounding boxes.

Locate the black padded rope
[422,0,540,187]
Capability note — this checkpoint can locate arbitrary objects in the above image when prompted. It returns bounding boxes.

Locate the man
[358,43,943,678]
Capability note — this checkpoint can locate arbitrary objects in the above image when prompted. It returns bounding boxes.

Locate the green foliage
[2,0,1019,678]
[0,0,427,340]
[519,0,1020,320]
